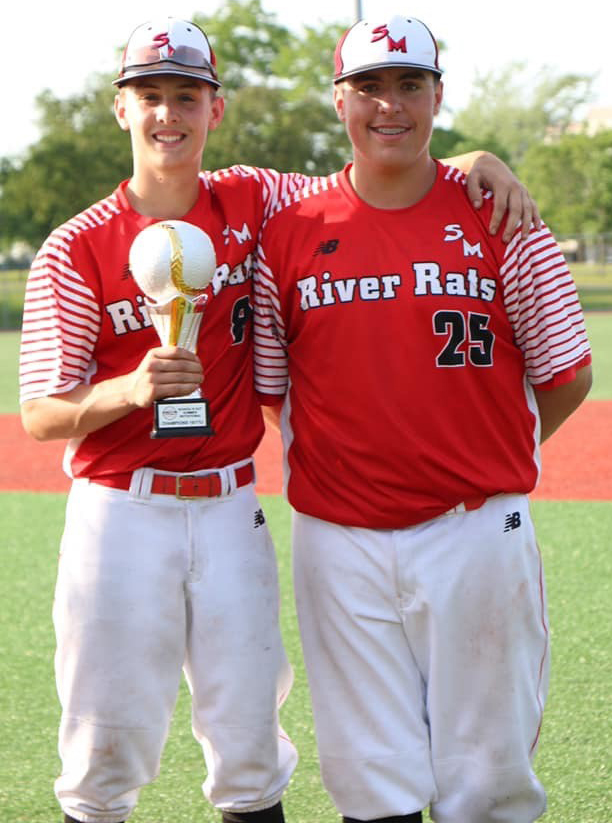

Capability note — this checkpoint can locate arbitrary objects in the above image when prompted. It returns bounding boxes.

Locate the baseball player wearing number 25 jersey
[254,13,593,823]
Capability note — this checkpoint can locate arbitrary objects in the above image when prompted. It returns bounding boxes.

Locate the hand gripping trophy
[129,220,217,438]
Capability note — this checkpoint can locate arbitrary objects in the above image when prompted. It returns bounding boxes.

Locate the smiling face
[334,66,443,177]
[114,74,224,179]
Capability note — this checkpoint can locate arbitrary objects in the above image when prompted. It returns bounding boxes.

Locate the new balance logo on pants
[504,512,522,532]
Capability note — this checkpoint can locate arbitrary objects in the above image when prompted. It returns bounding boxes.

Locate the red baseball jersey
[19,165,314,479]
[254,163,592,528]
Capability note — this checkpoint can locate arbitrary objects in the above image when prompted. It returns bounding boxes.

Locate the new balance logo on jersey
[314,239,340,256]
[504,512,522,532]
[254,509,266,528]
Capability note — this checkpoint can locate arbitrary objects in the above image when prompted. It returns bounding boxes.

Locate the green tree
[0,81,131,248]
[194,0,349,98]
[518,130,612,235]
[195,1,350,172]
[452,63,593,167]
[196,0,303,93]
[430,126,472,162]
[0,0,353,248]
[204,85,350,173]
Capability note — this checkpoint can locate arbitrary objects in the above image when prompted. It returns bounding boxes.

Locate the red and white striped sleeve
[254,167,317,219]
[253,239,289,400]
[19,226,101,404]
[501,223,591,387]
[210,165,323,219]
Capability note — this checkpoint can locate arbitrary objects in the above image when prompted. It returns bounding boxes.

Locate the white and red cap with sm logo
[334,15,442,83]
[114,17,221,88]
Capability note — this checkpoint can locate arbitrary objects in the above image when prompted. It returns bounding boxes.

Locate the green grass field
[1,317,611,822]
[1,495,611,823]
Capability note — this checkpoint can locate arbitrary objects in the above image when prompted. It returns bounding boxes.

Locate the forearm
[534,365,593,442]
[21,376,140,441]
[261,401,283,432]
[21,345,204,441]
[442,150,485,173]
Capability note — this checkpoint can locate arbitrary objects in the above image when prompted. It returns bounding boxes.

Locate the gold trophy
[129,220,217,438]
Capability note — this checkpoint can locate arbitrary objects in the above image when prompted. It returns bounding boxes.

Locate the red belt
[91,462,255,499]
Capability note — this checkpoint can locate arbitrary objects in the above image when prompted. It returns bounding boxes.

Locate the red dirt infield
[1,401,610,499]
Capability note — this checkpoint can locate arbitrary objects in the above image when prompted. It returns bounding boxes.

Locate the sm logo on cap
[152,32,175,55]
[371,25,407,54]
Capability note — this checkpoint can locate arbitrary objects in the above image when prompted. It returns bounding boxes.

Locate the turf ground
[1,316,611,822]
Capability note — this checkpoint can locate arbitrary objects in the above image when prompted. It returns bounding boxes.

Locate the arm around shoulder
[442,150,541,241]
[533,363,593,443]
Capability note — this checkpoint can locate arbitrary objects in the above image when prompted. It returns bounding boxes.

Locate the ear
[114,92,130,131]
[333,85,346,122]
[208,93,225,132]
[433,80,444,117]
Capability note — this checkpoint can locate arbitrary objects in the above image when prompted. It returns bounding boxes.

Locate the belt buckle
[175,473,221,499]
[176,475,196,499]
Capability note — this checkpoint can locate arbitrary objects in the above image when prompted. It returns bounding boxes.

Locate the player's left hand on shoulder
[488,180,542,243]
[466,152,542,242]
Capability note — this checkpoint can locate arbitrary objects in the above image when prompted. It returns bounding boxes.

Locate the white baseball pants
[292,494,549,823]
[53,473,295,823]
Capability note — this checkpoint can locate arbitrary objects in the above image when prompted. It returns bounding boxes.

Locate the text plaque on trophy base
[152,396,214,438]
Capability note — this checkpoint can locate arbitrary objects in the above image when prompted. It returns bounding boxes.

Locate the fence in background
[558,233,612,270]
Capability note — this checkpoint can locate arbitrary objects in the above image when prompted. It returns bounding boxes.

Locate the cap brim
[113,65,221,88]
[334,61,442,83]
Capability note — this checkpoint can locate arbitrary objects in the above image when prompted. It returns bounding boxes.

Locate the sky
[4,0,612,159]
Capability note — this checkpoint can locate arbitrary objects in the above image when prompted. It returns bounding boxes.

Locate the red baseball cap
[114,17,221,88]
[334,15,442,83]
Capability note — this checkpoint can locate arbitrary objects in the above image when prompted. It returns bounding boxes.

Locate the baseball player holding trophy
[19,13,542,823]
[129,219,217,437]
[19,19,302,823]
[253,11,593,823]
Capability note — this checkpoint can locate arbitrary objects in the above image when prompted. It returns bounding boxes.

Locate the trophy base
[151,397,214,439]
